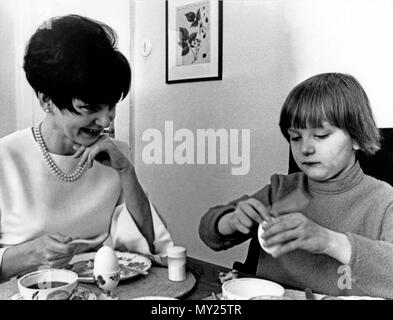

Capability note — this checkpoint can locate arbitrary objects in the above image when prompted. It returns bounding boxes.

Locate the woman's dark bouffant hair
[23,14,131,114]
[279,72,380,155]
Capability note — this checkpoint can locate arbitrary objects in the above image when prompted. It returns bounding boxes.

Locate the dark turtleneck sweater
[199,162,393,298]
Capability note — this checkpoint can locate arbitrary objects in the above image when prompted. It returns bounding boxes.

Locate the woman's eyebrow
[81,104,99,109]
[287,129,299,134]
[77,103,91,108]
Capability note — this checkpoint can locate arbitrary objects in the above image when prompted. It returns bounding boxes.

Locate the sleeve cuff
[109,199,174,257]
[345,232,357,269]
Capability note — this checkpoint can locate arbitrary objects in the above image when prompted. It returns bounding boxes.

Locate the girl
[199,73,393,298]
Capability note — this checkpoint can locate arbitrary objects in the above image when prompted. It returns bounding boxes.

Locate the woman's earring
[44,105,53,113]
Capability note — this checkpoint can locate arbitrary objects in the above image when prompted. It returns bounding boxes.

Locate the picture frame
[166,0,223,84]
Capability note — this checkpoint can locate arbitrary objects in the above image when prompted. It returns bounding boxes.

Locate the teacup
[17,269,78,300]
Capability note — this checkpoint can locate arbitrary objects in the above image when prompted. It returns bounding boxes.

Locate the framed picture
[166,0,223,84]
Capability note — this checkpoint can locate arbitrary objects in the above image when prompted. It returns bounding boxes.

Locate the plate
[69,251,152,283]
[9,286,96,300]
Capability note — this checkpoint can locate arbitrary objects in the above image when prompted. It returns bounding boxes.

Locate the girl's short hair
[23,14,131,114]
[279,72,380,155]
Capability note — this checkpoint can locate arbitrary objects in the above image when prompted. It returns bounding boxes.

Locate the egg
[258,221,280,256]
[93,246,120,274]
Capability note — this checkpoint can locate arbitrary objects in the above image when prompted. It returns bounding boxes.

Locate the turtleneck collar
[307,161,364,194]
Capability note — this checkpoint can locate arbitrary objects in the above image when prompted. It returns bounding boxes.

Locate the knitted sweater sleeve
[199,184,273,251]
[346,201,393,299]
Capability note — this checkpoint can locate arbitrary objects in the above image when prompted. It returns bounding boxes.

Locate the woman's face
[288,122,359,182]
[48,98,116,152]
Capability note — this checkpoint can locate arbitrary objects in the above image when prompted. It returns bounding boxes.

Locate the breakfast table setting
[0,246,197,300]
[0,242,387,300]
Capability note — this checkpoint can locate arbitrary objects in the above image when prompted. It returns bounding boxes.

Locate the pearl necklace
[33,123,87,182]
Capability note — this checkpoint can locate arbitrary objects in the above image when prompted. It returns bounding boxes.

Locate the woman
[0,15,173,280]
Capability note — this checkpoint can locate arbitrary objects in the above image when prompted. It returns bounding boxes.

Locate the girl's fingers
[264,229,300,247]
[262,216,299,238]
[236,211,254,229]
[247,198,272,222]
[271,239,303,258]
[236,223,251,234]
[238,201,263,224]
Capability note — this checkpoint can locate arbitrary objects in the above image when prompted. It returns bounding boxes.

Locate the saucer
[9,285,97,300]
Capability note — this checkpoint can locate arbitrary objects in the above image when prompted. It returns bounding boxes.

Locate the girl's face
[46,98,116,154]
[288,122,359,182]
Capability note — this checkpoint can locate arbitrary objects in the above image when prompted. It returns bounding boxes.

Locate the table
[184,257,308,300]
[0,256,233,300]
[1,256,381,300]
[0,256,223,300]
[184,256,232,300]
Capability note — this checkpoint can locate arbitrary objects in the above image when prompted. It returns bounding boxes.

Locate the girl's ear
[353,141,360,151]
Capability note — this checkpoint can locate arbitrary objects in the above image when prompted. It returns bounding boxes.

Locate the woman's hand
[218,198,272,236]
[1,233,101,279]
[260,212,351,264]
[25,233,77,268]
[73,135,131,173]
[73,135,155,252]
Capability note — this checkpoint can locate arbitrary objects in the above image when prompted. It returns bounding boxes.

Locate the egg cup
[94,270,120,300]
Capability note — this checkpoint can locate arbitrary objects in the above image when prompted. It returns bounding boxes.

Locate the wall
[282,0,393,128]
[134,0,393,268]
[0,0,16,138]
[0,0,132,143]
[134,0,292,267]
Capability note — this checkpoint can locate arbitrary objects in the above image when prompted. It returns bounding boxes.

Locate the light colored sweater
[199,162,393,298]
[0,128,173,274]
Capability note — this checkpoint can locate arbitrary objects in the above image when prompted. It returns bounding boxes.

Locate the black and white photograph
[1,0,393,311]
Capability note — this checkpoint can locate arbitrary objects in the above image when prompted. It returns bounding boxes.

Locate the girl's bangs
[289,88,330,129]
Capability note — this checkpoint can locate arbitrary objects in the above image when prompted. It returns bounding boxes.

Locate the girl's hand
[260,212,331,258]
[218,198,272,236]
[73,135,131,173]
